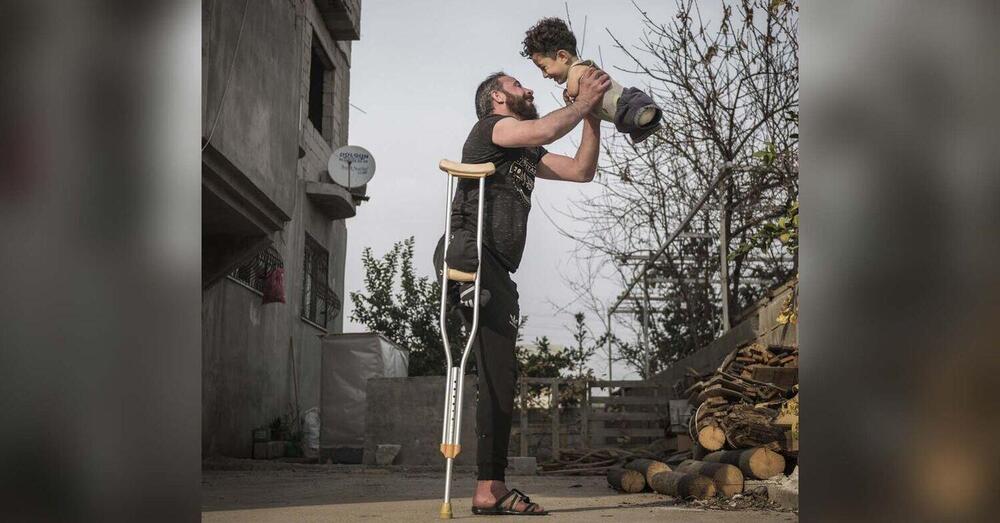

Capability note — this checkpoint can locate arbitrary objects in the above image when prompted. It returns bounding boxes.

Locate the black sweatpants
[434,235,519,482]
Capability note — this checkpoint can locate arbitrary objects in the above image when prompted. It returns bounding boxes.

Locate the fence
[513,377,685,459]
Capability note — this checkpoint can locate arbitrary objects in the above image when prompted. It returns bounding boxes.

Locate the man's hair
[520,17,578,58]
[474,71,507,119]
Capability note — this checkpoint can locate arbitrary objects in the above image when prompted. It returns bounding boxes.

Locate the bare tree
[556,0,799,377]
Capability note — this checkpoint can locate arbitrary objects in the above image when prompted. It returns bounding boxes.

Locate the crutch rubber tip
[439,501,453,519]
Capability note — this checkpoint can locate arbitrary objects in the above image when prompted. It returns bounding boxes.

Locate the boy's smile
[530,52,571,84]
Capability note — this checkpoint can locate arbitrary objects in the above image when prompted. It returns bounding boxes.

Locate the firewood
[606,467,645,493]
[648,470,717,500]
[697,384,750,404]
[623,458,671,484]
[703,447,786,480]
[697,422,726,451]
[674,459,744,497]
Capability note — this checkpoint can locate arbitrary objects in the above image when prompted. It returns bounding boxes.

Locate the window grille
[229,246,283,293]
[302,234,340,327]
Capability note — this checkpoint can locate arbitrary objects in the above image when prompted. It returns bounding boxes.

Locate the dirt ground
[202,462,798,522]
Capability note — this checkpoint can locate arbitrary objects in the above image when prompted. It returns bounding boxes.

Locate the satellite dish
[328,145,376,188]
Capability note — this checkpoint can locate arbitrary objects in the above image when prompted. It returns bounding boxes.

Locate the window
[308,33,333,138]
[302,234,340,327]
[228,246,283,294]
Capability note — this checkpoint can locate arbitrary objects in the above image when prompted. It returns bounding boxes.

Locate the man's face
[496,76,538,120]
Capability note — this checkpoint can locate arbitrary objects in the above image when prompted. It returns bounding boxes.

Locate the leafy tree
[349,237,463,376]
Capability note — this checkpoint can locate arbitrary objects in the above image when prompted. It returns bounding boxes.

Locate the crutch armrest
[439,159,495,179]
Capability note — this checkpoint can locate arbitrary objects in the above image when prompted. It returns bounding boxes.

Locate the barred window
[302,234,340,327]
[229,246,283,294]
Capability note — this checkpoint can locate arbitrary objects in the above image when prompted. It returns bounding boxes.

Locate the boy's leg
[613,87,663,143]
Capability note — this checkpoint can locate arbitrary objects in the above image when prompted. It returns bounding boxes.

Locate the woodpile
[566,338,799,503]
[683,343,799,455]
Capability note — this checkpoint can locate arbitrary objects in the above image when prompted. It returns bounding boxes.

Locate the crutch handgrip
[439,160,496,179]
[447,268,476,282]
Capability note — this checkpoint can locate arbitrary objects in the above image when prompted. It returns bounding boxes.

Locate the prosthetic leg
[437,159,495,519]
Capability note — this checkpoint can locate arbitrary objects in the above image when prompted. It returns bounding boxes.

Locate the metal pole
[719,175,731,331]
[604,164,732,329]
[641,269,651,379]
[606,311,613,390]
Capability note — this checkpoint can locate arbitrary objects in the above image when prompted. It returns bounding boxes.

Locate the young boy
[521,17,662,143]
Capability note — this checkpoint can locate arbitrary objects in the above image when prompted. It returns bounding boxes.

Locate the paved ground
[202,464,798,522]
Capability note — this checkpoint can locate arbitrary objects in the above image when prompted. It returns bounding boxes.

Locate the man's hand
[574,67,611,112]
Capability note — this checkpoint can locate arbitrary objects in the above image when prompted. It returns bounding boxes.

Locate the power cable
[202,0,251,152]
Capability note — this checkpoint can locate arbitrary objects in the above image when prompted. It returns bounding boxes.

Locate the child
[521,17,662,143]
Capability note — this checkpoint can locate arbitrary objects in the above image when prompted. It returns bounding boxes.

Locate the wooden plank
[521,377,562,385]
[551,382,560,459]
[591,411,664,421]
[519,381,528,457]
[590,380,665,388]
[590,396,672,405]
[750,366,798,389]
[608,428,666,438]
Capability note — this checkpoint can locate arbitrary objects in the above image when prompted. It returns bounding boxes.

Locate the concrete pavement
[202,466,797,522]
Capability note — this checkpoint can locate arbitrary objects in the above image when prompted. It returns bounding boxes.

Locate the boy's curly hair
[520,17,578,58]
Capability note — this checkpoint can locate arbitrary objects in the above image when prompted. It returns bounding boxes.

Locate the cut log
[674,459,744,497]
[606,467,646,493]
[624,458,671,485]
[648,470,717,500]
[697,422,726,451]
[703,447,786,480]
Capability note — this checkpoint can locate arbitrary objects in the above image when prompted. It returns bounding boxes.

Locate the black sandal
[471,488,548,516]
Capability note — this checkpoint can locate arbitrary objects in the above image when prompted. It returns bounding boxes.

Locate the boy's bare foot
[472,480,546,514]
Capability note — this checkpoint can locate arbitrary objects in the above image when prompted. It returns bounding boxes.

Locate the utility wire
[203,0,251,152]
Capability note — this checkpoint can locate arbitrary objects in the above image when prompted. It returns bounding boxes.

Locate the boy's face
[530,50,573,84]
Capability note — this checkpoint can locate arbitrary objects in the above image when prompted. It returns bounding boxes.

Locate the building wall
[202,0,357,458]
[202,0,300,216]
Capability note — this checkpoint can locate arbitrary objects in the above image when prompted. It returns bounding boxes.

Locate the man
[434,67,610,515]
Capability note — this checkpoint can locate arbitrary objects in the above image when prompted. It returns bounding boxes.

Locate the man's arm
[492,68,610,148]
[536,113,601,183]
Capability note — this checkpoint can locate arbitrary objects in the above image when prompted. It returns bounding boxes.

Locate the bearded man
[433,67,610,516]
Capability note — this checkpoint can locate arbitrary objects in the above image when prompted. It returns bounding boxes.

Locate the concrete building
[201,0,364,457]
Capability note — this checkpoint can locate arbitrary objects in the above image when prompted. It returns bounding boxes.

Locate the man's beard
[502,89,539,120]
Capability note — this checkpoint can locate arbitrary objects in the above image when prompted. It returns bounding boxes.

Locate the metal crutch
[436,159,495,519]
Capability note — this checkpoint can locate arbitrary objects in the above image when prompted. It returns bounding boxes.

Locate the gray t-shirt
[450,115,547,273]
